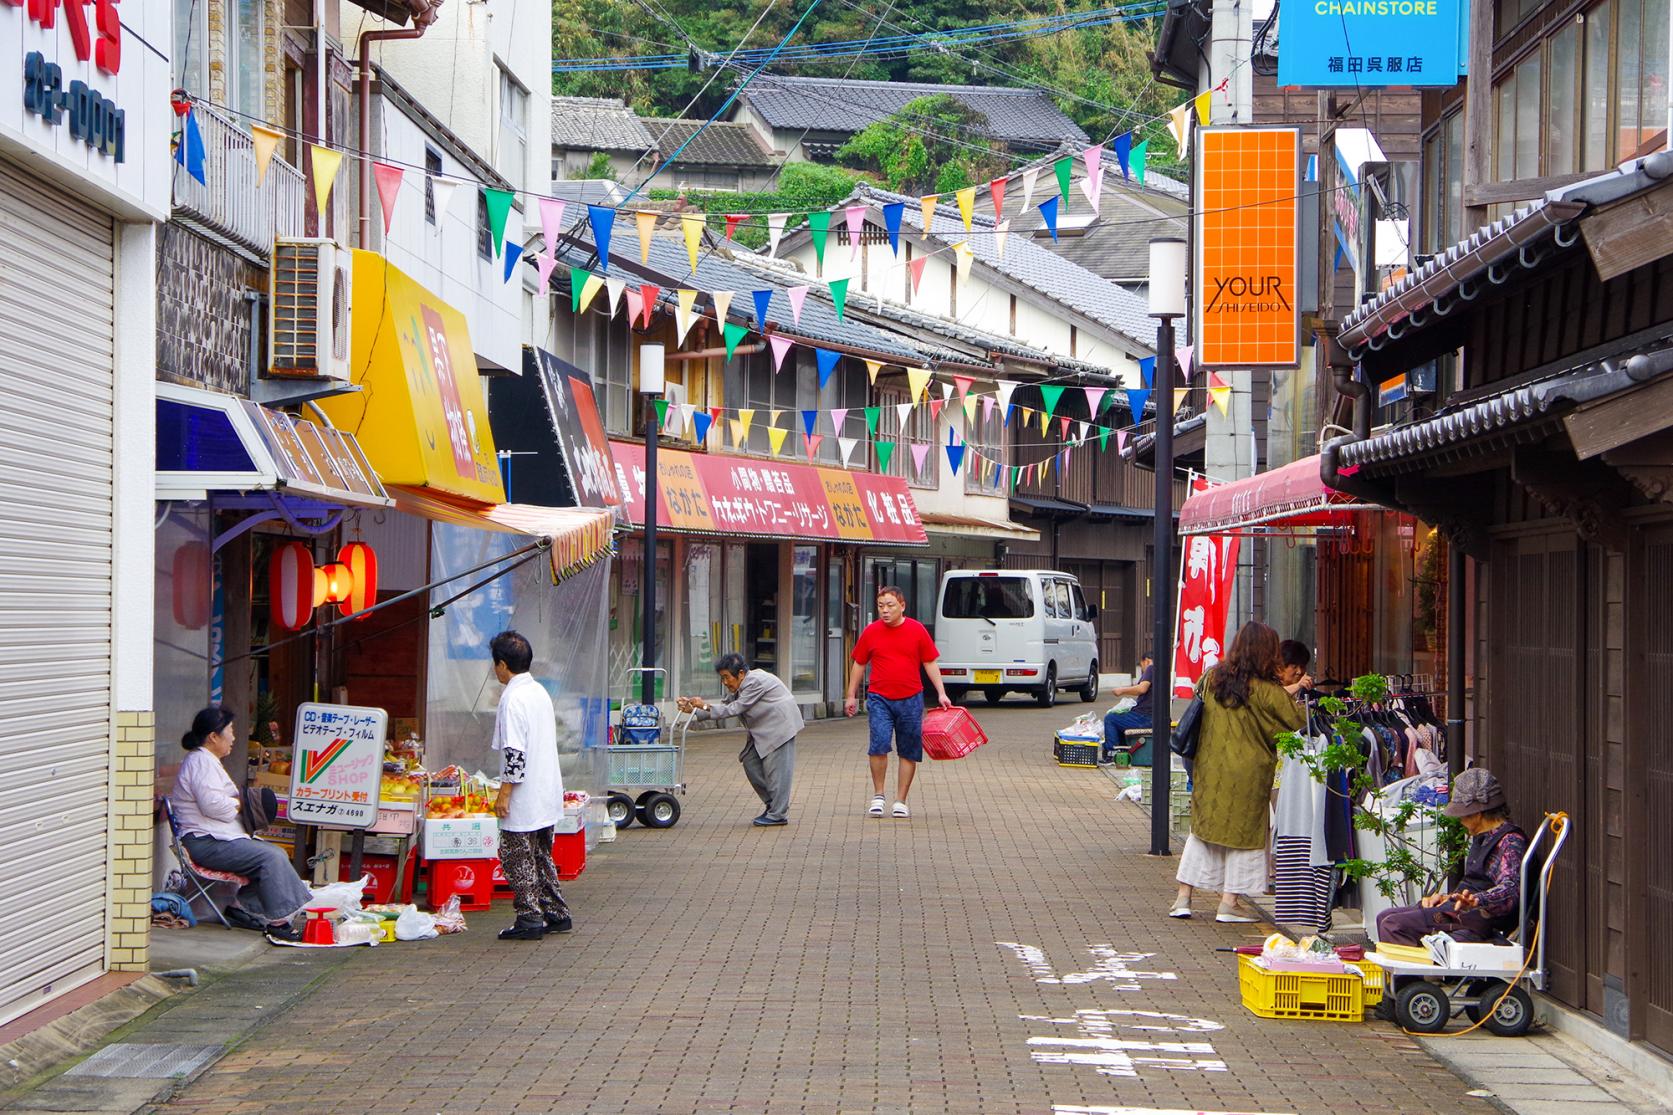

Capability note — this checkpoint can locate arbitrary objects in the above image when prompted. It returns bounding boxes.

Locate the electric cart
[606,668,689,830]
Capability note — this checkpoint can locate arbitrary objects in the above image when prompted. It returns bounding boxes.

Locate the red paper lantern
[338,541,379,618]
[171,541,211,630]
[318,563,353,603]
[270,542,315,631]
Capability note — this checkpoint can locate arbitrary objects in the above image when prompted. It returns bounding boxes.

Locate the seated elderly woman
[1376,768,1529,946]
[172,707,313,941]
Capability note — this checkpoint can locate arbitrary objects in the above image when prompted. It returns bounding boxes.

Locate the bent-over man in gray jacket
[678,653,803,827]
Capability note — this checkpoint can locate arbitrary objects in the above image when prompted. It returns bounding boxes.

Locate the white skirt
[1176,833,1267,895]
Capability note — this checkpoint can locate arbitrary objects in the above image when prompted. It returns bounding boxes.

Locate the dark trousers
[498,827,569,926]
[1102,709,1150,759]
[1375,900,1500,945]
[741,738,795,821]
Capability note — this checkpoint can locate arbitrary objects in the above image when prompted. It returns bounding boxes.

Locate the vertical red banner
[1172,480,1241,697]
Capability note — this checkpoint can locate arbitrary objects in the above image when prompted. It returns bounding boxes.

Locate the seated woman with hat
[1375,768,1529,946]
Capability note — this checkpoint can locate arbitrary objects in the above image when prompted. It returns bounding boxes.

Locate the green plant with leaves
[835,95,1007,195]
[1275,673,1467,905]
[576,150,617,181]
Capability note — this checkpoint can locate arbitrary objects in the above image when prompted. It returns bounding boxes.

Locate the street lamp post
[639,344,665,706]
[1147,238,1187,857]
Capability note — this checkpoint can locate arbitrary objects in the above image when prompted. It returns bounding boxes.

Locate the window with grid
[1421,111,1465,254]
[476,191,492,260]
[498,64,529,181]
[424,148,442,224]
[564,299,632,435]
[876,385,938,489]
[963,390,1006,493]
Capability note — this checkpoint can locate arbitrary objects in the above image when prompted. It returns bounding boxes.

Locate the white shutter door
[0,158,116,1024]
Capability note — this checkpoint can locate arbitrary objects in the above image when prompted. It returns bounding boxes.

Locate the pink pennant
[540,197,567,248]
[768,334,795,373]
[624,285,643,326]
[908,256,928,294]
[830,407,849,432]
[373,162,404,234]
[806,433,824,459]
[1117,430,1128,453]
[1083,386,1106,417]
[952,375,973,401]
[910,442,932,475]
[1084,145,1102,181]
[1175,345,1194,381]
[535,251,559,291]
[787,285,808,324]
[844,204,866,258]
[982,395,996,423]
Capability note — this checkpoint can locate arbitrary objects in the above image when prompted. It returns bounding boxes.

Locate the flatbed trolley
[606,668,689,830]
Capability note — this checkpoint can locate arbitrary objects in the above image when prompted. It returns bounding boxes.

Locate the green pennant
[863,406,880,436]
[654,398,670,428]
[829,277,850,321]
[1010,465,1021,491]
[808,210,831,267]
[483,188,515,257]
[1054,157,1072,207]
[723,320,749,362]
[1132,139,1149,186]
[1097,425,1111,451]
[569,267,589,313]
[874,439,896,472]
[1039,384,1065,419]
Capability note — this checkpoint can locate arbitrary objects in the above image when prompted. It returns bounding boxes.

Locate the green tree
[835,95,1005,195]
[575,150,616,181]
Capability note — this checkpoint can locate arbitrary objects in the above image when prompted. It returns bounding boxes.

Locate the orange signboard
[1195,127,1301,368]
[818,470,874,541]
[654,453,716,532]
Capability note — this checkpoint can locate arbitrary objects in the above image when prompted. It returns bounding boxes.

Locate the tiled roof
[643,119,779,168]
[737,76,1088,147]
[550,96,656,153]
[980,163,1188,283]
[853,183,1158,353]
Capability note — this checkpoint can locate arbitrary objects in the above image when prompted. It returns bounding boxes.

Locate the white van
[934,570,1100,708]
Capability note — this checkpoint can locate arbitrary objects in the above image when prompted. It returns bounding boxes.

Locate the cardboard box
[423,817,499,860]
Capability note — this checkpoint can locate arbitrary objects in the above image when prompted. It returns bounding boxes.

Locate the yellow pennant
[920,194,939,230]
[1210,384,1232,416]
[1039,407,1049,437]
[252,126,284,187]
[737,408,756,442]
[309,145,343,221]
[768,426,789,455]
[962,393,978,425]
[1194,89,1212,126]
[955,186,976,231]
[680,213,704,272]
[906,367,931,403]
[865,359,882,385]
[635,210,657,263]
[1168,104,1191,159]
[578,273,606,314]
[675,288,699,344]
[1175,386,1189,410]
[954,241,974,285]
[711,289,734,325]
[728,418,744,446]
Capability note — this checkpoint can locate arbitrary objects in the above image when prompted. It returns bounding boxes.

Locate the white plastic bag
[1059,712,1103,743]
[433,894,468,934]
[395,907,438,941]
[1110,697,1136,714]
[307,875,370,916]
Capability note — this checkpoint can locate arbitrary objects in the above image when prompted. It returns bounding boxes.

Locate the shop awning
[1010,494,1089,518]
[155,382,391,508]
[919,511,1040,541]
[389,486,616,580]
[1178,455,1377,535]
[316,250,506,507]
[610,441,928,545]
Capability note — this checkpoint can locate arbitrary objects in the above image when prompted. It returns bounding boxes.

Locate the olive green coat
[1189,674,1306,850]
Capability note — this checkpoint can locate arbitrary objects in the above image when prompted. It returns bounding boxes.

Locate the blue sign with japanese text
[1277,0,1464,88]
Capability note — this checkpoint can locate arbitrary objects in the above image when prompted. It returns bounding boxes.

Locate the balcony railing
[172,104,306,256]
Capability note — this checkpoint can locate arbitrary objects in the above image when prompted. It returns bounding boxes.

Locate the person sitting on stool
[1101,651,1154,763]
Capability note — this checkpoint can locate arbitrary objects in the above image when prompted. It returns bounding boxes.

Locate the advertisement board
[288,702,388,829]
[1194,127,1302,369]
[1277,0,1465,88]
[530,348,623,510]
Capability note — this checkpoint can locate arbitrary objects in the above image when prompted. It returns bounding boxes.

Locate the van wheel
[982,688,1005,706]
[1079,663,1099,702]
[1035,665,1057,708]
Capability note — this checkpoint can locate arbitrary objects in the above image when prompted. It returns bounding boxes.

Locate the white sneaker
[867,795,886,817]
[892,801,911,819]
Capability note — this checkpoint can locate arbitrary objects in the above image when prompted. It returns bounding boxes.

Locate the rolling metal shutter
[0,157,116,1024]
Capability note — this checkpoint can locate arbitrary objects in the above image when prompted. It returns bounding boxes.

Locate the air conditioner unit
[268,238,353,380]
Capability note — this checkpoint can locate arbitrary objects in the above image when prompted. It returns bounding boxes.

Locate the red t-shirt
[852,618,940,699]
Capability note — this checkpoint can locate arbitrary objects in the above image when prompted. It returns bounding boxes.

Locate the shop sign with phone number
[11,0,128,162]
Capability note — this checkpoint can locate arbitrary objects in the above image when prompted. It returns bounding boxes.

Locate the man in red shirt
[844,585,953,819]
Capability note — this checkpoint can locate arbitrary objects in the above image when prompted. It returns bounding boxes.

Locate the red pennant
[640,283,661,329]
[724,213,749,240]
[805,433,823,459]
[908,256,928,293]
[929,398,945,424]
[1059,416,1070,440]
[709,406,724,431]
[373,161,404,234]
[989,176,1007,221]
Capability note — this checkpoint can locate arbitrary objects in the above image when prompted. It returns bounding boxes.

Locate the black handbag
[1171,693,1204,760]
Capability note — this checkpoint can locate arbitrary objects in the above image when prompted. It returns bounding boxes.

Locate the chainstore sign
[1277,0,1465,87]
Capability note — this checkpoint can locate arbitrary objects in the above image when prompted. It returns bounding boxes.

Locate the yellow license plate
[974,670,1002,684]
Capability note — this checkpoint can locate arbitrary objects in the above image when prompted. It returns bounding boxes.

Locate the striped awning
[390,486,615,580]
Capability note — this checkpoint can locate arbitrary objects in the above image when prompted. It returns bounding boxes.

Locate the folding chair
[161,798,250,930]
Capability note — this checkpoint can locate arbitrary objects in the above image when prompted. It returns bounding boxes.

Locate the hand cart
[606,668,689,830]
[1368,811,1570,1036]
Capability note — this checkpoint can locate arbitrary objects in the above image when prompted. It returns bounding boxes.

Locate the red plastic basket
[922,706,989,760]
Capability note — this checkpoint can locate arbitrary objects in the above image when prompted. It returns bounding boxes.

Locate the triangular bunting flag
[536,251,560,291]
[838,436,859,467]
[807,210,830,267]
[995,219,1011,260]
[251,124,283,187]
[1054,156,1072,208]
[175,108,208,184]
[1097,425,1111,451]
[540,198,568,249]
[768,334,795,373]
[910,442,932,477]
[997,381,1017,419]
[829,277,849,321]
[1210,383,1232,416]
[1168,104,1191,159]
[1112,134,1130,179]
[895,402,914,430]
[1080,160,1103,214]
[805,433,823,459]
[635,210,657,263]
[624,283,643,325]
[906,368,931,404]
[955,186,976,231]
[830,407,849,432]
[1176,345,1194,380]
[945,437,964,476]
[920,194,938,230]
[990,176,1007,222]
[1127,388,1151,425]
[503,242,524,283]
[568,267,588,313]
[875,441,896,472]
[639,284,660,329]
[1039,384,1065,420]
[815,348,841,388]
[907,256,928,294]
[767,212,788,257]
[653,398,669,429]
[1083,387,1107,418]
[844,204,866,258]
[1132,138,1149,186]
[1117,429,1129,454]
[728,418,744,447]
[1039,196,1059,241]
[752,289,773,328]
[680,213,704,272]
[1139,355,1156,388]
[930,398,945,425]
[882,202,904,255]
[1194,89,1212,125]
[483,188,515,257]
[863,407,880,436]
[940,381,954,403]
[1038,407,1049,437]
[578,272,605,313]
[605,277,626,316]
[1020,166,1039,211]
[693,411,713,443]
[787,285,808,324]
[864,360,882,385]
[724,212,748,240]
[768,426,789,455]
[588,205,614,271]
[962,393,978,426]
[710,290,734,326]
[737,409,756,443]
[954,241,974,285]
[308,144,340,217]
[372,162,404,234]
[801,410,818,438]
[675,288,698,344]
[982,394,996,424]
[952,375,973,402]
[723,321,749,362]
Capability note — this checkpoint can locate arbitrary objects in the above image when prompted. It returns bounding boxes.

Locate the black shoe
[498,922,546,941]
[264,922,302,943]
[544,914,573,934]
[753,816,788,827]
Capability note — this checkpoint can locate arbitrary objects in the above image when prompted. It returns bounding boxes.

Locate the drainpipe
[1317,326,1390,502]
[357,0,442,247]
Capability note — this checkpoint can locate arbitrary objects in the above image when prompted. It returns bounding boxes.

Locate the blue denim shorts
[866,692,924,762]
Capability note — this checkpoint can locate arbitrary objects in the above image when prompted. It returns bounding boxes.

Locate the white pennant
[605,277,626,317]
[675,402,696,438]
[895,401,914,430]
[995,218,1011,260]
[711,290,734,326]
[430,177,461,226]
[1019,167,1039,212]
[767,213,788,257]
[837,436,859,467]
[996,380,1017,414]
[941,381,954,403]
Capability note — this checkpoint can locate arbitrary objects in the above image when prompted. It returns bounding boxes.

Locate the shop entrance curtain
[425,523,611,844]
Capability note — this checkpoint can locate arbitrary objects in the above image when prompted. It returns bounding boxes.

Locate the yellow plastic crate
[1237,954,1366,1022]
[1358,959,1385,1006]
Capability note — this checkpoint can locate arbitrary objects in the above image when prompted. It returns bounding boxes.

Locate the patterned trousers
[497,827,569,926]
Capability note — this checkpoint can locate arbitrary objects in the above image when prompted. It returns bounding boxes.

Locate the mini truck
[933,570,1101,708]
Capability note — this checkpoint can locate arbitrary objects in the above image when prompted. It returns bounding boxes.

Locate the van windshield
[942,577,1034,619]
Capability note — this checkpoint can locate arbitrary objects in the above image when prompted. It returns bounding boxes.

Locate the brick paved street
[155,703,1494,1115]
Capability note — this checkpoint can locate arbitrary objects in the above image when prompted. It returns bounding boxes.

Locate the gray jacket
[695,669,803,757]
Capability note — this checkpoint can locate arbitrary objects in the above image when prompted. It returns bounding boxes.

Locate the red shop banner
[1172,478,1241,698]
[610,441,928,545]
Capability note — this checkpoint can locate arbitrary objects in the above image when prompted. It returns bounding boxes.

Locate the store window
[611,540,671,698]
[868,558,939,637]
[173,0,207,94]
[1422,111,1465,254]
[226,0,265,123]
[876,385,938,489]
[790,545,820,691]
[682,542,725,698]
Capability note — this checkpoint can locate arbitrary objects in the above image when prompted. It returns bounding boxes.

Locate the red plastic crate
[553,830,586,881]
[339,852,415,904]
[922,706,989,760]
[424,858,496,912]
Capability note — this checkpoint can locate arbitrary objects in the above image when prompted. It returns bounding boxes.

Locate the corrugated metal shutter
[0,158,116,1024]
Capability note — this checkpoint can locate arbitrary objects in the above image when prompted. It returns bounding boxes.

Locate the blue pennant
[882,202,904,255]
[1139,355,1156,388]
[1113,133,1132,179]
[693,411,713,443]
[1126,388,1151,425]
[815,348,841,388]
[801,409,817,437]
[945,440,965,477]
[176,108,207,185]
[752,289,773,328]
[1038,196,1059,242]
[503,242,524,283]
[588,205,614,272]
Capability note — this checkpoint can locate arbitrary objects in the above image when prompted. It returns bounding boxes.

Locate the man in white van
[1101,651,1155,764]
[845,585,953,819]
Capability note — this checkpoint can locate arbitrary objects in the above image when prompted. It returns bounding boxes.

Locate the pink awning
[1177,455,1374,535]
